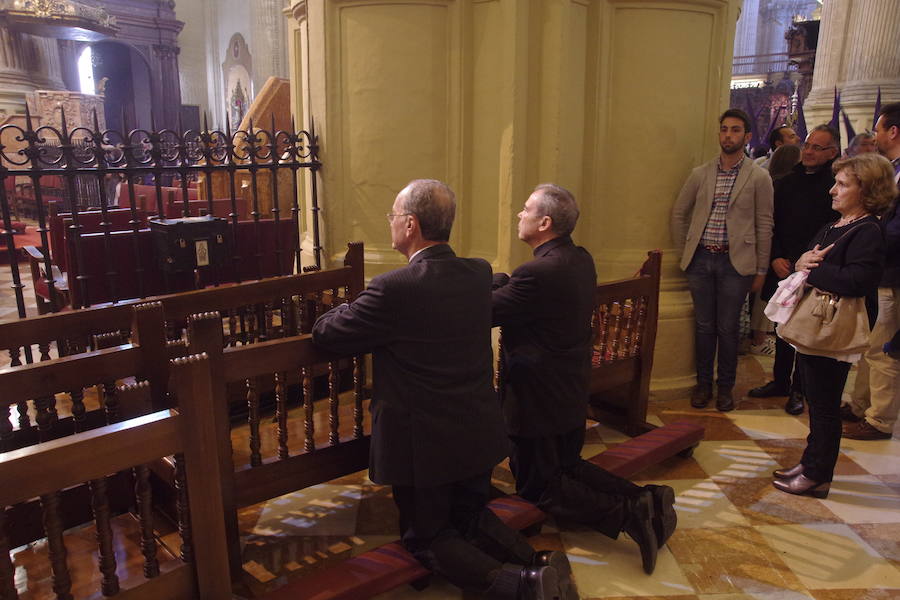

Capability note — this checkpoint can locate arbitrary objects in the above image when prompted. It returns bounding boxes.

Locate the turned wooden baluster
[633,296,647,352]
[247,307,258,344]
[264,302,274,341]
[7,346,21,367]
[0,507,18,600]
[247,377,262,467]
[597,304,610,362]
[353,356,364,438]
[88,476,120,595]
[275,371,289,460]
[608,302,623,362]
[40,491,73,599]
[227,309,238,346]
[134,464,160,577]
[69,387,87,432]
[34,395,56,443]
[328,361,340,446]
[38,340,52,362]
[621,299,635,358]
[302,366,315,452]
[173,453,194,563]
[0,405,11,451]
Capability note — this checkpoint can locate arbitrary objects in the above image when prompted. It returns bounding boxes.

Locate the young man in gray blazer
[671,109,774,411]
[313,180,574,599]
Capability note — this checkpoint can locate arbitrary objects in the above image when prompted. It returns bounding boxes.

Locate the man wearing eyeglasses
[313,180,573,599]
[749,125,840,414]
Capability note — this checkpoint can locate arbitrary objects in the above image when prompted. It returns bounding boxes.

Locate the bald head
[398,179,456,242]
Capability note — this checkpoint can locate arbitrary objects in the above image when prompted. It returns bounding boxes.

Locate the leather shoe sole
[518,565,561,600]
[645,484,677,547]
[623,490,658,575]
[531,551,577,600]
[784,392,804,415]
[748,381,789,398]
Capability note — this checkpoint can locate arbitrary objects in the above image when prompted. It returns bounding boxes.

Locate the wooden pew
[2,243,365,452]
[0,342,232,598]
[589,250,662,436]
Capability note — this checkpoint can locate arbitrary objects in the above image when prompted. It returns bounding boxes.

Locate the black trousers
[773,335,803,393]
[797,353,851,482]
[392,470,534,595]
[510,426,642,539]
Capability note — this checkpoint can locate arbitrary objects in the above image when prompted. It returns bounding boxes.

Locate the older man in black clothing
[313,180,572,599]
[492,184,676,576]
[750,125,840,414]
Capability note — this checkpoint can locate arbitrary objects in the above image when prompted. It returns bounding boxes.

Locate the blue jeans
[685,247,754,388]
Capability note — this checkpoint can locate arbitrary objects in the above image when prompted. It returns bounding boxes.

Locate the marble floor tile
[837,438,900,475]
[716,477,842,526]
[659,479,751,529]
[372,577,465,599]
[252,484,363,537]
[755,523,900,590]
[807,589,900,599]
[695,593,815,600]
[667,526,805,595]
[561,527,693,597]
[848,523,900,567]
[659,410,753,441]
[754,439,869,477]
[727,410,811,441]
[690,440,778,482]
[818,475,900,524]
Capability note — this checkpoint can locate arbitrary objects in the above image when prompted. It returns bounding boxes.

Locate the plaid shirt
[699,156,744,248]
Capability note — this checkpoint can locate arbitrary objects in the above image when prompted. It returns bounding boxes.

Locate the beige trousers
[850,287,900,433]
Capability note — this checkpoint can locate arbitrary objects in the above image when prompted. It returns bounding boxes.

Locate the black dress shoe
[839,403,862,422]
[623,490,658,575]
[772,473,830,498]
[784,391,805,415]
[773,463,804,479]
[518,565,561,600]
[716,386,735,412]
[748,381,789,398]
[644,484,677,546]
[691,383,712,408]
[531,551,577,600]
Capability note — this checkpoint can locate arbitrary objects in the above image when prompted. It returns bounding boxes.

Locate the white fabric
[764,270,808,324]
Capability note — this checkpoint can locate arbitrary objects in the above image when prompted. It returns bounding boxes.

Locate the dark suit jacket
[312,244,508,487]
[492,236,597,438]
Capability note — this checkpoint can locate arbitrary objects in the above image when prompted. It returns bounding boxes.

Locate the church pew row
[256,421,704,600]
[0,350,233,599]
[1,242,365,454]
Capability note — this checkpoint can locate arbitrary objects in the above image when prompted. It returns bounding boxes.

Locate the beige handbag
[777,287,869,359]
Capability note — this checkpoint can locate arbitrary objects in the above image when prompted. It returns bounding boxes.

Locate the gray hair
[532,183,579,236]
[400,179,456,242]
[847,132,875,155]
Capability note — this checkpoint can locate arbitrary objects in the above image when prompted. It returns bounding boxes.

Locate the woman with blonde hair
[773,152,896,497]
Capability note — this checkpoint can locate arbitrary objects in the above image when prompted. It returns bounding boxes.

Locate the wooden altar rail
[1,242,365,453]
[0,352,233,599]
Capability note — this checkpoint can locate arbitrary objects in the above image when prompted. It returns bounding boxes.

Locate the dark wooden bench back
[48,205,150,270]
[0,350,232,599]
[588,250,662,436]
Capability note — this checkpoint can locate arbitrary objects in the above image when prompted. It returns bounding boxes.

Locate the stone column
[0,30,66,115]
[151,44,183,131]
[289,0,741,397]
[252,0,289,94]
[805,0,900,137]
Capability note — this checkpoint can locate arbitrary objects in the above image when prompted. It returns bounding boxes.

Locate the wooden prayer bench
[589,250,663,436]
[257,420,704,600]
[0,345,233,599]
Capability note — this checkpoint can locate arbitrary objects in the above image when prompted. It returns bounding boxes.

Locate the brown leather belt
[701,244,729,254]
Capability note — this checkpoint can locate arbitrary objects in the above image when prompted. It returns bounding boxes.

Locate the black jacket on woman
[805,216,885,300]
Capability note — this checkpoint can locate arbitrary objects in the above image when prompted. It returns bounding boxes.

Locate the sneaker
[749,337,775,356]
[839,403,862,422]
[842,420,892,440]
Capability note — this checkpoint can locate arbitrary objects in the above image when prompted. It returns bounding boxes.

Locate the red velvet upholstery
[589,420,704,478]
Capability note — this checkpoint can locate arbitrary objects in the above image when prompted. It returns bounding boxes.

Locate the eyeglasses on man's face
[802,143,835,152]
[386,213,411,222]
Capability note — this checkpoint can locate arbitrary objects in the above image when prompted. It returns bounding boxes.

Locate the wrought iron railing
[0,106,322,325]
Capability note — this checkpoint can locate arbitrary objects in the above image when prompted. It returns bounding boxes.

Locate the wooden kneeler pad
[260,420,703,600]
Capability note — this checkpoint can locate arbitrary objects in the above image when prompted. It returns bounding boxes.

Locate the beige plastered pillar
[287,0,741,397]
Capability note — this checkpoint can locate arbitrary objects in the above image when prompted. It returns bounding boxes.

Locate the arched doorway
[81,41,152,133]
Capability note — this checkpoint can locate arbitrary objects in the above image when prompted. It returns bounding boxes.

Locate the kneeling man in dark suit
[492,183,677,575]
[313,180,574,599]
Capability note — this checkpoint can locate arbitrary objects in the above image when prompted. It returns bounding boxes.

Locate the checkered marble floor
[234,351,900,600]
